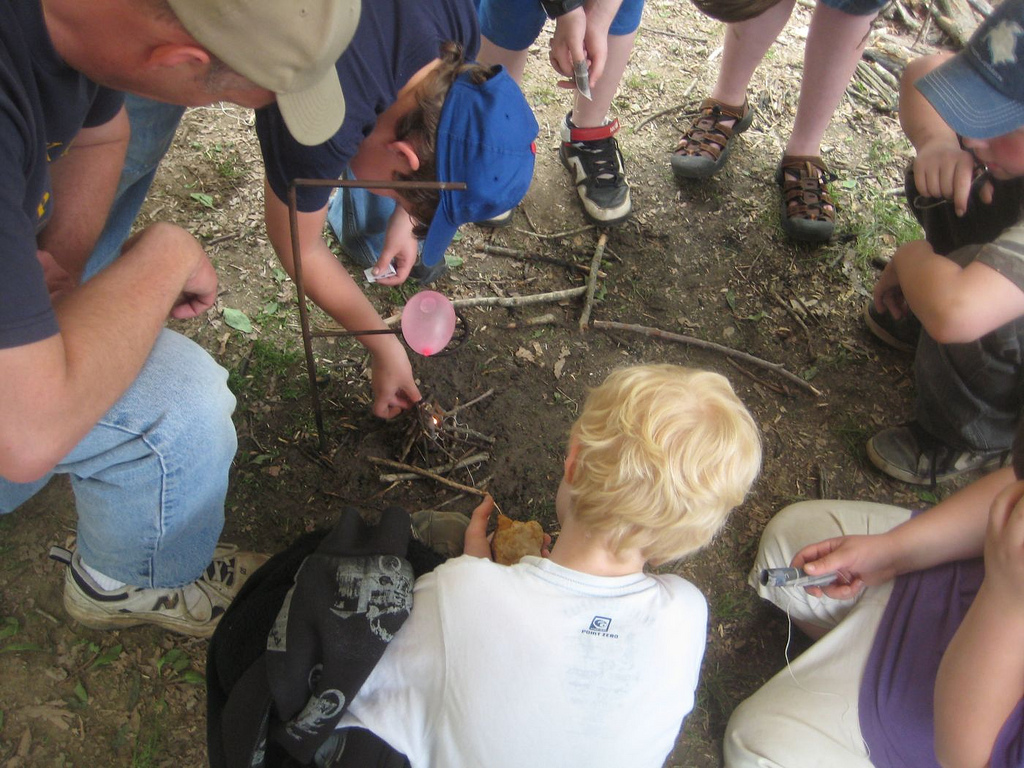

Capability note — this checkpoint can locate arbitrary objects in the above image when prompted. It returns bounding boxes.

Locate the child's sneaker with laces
[51,543,268,637]
[559,116,632,225]
[866,422,1009,486]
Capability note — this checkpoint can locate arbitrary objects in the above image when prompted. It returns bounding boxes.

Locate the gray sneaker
[866,422,1008,486]
[52,544,268,637]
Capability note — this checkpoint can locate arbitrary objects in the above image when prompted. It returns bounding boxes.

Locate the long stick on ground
[378,452,490,483]
[367,456,488,496]
[452,287,587,309]
[380,287,588,326]
[579,233,608,331]
[591,320,822,396]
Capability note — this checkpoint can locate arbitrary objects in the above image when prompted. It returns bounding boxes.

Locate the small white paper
[364,263,397,283]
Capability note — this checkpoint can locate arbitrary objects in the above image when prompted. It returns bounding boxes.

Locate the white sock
[81,560,126,592]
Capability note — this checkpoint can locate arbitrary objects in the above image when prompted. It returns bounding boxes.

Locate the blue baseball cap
[421,67,539,267]
[916,0,1024,139]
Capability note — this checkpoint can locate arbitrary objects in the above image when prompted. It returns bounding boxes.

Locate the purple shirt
[860,556,1024,767]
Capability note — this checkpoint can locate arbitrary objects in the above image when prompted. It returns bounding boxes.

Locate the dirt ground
[0,2,972,766]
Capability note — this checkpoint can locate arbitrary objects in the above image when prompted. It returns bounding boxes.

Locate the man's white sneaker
[51,544,268,638]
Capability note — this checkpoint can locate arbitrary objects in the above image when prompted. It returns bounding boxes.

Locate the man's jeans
[904,167,1024,452]
[84,95,185,280]
[1,96,234,588]
[0,330,237,588]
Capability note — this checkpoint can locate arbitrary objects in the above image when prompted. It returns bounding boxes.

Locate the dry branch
[512,225,596,240]
[378,452,490,483]
[579,233,608,332]
[368,456,488,496]
[445,388,495,417]
[592,320,822,396]
[452,287,587,309]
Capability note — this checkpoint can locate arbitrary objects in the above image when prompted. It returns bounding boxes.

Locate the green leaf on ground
[223,308,253,333]
[91,644,123,670]
[189,192,215,209]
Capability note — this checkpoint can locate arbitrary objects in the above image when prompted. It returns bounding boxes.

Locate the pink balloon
[401,291,456,356]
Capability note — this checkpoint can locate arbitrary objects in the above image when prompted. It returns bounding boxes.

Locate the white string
[774,585,872,761]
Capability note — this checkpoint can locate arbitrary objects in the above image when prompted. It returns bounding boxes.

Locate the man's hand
[792,533,900,600]
[914,140,993,216]
[370,209,419,286]
[463,494,496,559]
[172,256,219,319]
[369,340,422,419]
[122,226,218,319]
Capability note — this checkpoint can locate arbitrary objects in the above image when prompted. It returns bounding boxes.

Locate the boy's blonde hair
[568,365,761,565]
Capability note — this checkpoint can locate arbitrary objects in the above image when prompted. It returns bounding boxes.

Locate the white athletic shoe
[51,543,268,638]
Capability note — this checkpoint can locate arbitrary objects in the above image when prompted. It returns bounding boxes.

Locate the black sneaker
[559,116,632,225]
[866,422,1008,486]
[863,301,921,353]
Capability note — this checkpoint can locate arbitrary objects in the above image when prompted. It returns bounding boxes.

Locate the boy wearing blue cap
[860,0,1024,485]
[267,24,538,419]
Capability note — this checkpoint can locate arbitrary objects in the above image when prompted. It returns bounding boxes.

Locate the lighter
[759,567,837,589]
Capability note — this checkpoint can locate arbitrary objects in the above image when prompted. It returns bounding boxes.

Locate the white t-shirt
[339,555,708,768]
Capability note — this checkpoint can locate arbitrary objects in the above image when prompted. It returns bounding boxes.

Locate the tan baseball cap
[167,0,360,146]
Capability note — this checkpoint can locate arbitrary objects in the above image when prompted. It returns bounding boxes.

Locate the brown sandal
[671,98,754,181]
[775,155,837,243]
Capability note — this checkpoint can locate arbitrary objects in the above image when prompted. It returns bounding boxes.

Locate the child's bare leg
[711,0,796,107]
[570,31,637,127]
[786,3,876,157]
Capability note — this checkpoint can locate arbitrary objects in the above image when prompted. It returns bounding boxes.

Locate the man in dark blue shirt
[0,0,357,636]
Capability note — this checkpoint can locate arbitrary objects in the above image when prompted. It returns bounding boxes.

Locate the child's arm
[874,238,1024,342]
[794,468,1014,600]
[263,180,422,419]
[900,54,994,215]
[934,480,1024,768]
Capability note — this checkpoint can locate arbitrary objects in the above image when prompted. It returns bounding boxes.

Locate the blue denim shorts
[477,0,645,51]
[819,0,889,17]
